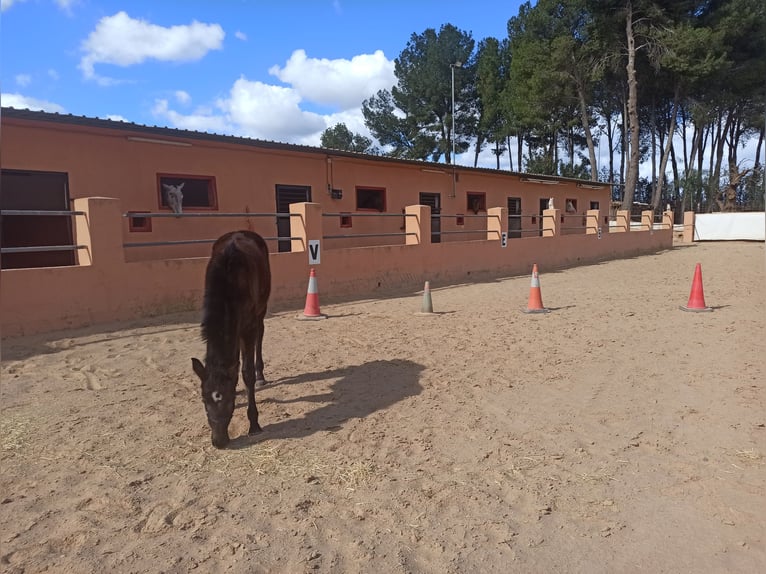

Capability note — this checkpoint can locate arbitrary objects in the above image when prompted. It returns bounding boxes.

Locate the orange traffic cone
[680,263,712,312]
[298,268,328,320]
[416,280,435,315]
[523,263,550,314]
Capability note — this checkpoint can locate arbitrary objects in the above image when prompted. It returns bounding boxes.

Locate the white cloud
[152,98,230,134]
[15,74,32,87]
[149,49,396,147]
[152,76,329,142]
[235,30,247,41]
[79,11,224,83]
[174,90,191,105]
[1,93,65,113]
[217,77,326,140]
[1,0,27,11]
[55,0,76,14]
[269,49,395,110]
[48,69,60,80]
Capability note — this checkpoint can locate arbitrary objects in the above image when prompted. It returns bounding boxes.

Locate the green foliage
[362,24,475,162]
[319,123,378,154]
[475,37,511,160]
[739,167,765,211]
[524,150,557,176]
[359,0,763,202]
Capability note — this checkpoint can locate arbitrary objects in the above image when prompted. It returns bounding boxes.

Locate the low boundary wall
[0,199,673,337]
[693,212,766,241]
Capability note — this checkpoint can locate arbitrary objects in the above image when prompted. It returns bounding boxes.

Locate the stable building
[1,107,612,268]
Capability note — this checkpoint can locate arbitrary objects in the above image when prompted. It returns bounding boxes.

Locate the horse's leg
[254,311,267,387]
[240,333,262,434]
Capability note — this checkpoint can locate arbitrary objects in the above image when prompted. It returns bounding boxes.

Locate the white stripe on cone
[303,269,322,317]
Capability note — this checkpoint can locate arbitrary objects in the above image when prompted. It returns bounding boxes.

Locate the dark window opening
[507,197,522,239]
[128,211,152,232]
[0,169,75,269]
[565,198,578,213]
[275,184,312,253]
[340,214,352,228]
[157,174,217,210]
[419,192,441,244]
[356,187,385,211]
[590,201,600,210]
[467,192,486,213]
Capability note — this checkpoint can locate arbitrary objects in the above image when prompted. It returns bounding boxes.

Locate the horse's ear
[162,184,170,191]
[178,182,185,190]
[191,358,206,381]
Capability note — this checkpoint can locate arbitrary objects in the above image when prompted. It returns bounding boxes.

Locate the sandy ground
[1,241,764,574]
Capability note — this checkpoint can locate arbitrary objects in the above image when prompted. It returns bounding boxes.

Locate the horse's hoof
[255,379,268,388]
[248,425,263,435]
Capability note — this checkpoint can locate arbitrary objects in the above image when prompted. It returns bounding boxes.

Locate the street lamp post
[450,61,462,165]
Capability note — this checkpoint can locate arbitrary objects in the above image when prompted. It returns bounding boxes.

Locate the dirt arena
[1,241,764,573]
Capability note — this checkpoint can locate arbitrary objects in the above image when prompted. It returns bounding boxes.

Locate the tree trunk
[473,133,483,168]
[681,110,689,175]
[574,76,599,180]
[652,85,680,211]
[728,109,744,179]
[688,122,700,176]
[507,135,514,171]
[620,89,628,199]
[650,97,657,206]
[621,2,640,211]
[670,141,679,208]
[711,112,732,210]
[606,113,615,183]
[569,127,575,169]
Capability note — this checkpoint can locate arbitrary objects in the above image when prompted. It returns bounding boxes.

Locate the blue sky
[1,0,524,168]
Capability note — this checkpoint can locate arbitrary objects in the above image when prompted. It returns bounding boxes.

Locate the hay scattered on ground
[0,415,31,451]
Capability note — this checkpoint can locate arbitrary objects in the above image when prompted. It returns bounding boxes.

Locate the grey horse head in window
[163,182,184,216]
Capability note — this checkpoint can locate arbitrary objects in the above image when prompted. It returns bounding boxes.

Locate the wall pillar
[613,209,629,233]
[542,208,560,237]
[289,202,322,253]
[73,197,124,267]
[641,210,653,231]
[683,211,695,242]
[586,209,600,235]
[405,204,430,245]
[486,206,507,241]
[662,210,674,230]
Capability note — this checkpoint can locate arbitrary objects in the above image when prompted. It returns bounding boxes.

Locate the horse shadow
[228,358,424,447]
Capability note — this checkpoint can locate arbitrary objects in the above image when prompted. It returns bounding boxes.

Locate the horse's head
[191,357,237,448]
[163,183,184,216]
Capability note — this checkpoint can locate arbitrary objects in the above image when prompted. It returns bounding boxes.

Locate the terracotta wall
[0,196,674,337]
[2,118,612,261]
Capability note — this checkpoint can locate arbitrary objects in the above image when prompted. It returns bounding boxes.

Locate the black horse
[192,230,272,448]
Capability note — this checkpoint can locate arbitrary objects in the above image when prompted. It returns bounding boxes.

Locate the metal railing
[122,211,300,248]
[123,211,295,219]
[322,211,415,241]
[0,210,86,255]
